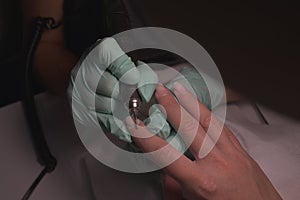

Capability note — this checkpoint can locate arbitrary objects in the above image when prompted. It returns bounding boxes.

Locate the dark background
[0,0,23,107]
[131,0,300,119]
[1,0,299,118]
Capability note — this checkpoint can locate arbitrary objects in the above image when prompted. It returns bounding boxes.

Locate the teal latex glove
[68,38,141,142]
[166,67,224,110]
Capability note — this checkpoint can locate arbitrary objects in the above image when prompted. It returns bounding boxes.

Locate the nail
[173,82,187,94]
[155,84,169,98]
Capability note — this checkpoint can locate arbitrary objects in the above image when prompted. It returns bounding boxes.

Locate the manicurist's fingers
[85,37,140,85]
[100,38,140,84]
[95,71,119,98]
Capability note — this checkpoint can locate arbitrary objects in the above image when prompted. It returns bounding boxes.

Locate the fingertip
[98,37,123,59]
[100,37,118,47]
[137,60,146,66]
[155,84,170,98]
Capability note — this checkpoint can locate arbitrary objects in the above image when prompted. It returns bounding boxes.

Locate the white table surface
[0,94,299,199]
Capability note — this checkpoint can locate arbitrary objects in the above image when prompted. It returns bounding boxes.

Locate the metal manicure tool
[129,97,140,128]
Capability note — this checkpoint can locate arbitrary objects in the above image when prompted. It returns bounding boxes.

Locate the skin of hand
[126,83,282,200]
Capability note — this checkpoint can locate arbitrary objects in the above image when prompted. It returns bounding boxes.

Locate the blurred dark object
[63,0,184,64]
[136,0,300,119]
[122,0,300,119]
[0,0,23,107]
[1,0,299,119]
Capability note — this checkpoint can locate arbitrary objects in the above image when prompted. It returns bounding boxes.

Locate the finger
[173,82,212,130]
[173,82,226,139]
[126,117,195,182]
[144,104,171,139]
[92,94,117,114]
[95,71,119,98]
[87,38,140,85]
[155,84,207,157]
[97,113,132,142]
[173,82,226,138]
[173,82,242,154]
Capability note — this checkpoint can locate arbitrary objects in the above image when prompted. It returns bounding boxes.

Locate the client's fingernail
[173,82,187,94]
[155,84,169,98]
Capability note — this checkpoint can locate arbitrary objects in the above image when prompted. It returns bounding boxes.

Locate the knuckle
[202,116,212,128]
[189,175,216,195]
[160,96,176,108]
[155,146,176,164]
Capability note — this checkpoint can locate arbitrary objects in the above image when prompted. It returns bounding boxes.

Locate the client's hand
[141,66,225,153]
[126,83,282,200]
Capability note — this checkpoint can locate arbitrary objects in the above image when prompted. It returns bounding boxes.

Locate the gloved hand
[68,37,141,142]
[68,37,224,150]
